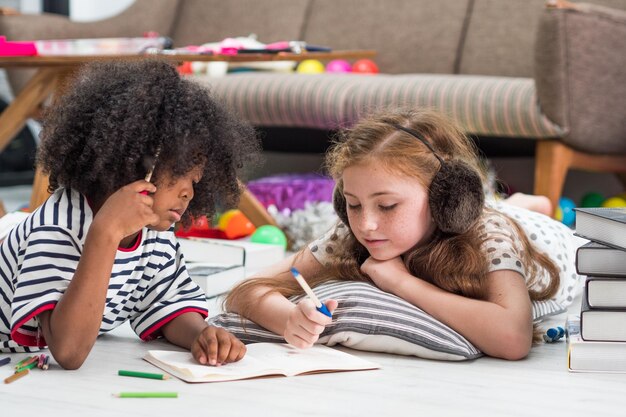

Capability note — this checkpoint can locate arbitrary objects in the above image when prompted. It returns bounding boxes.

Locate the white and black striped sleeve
[10,225,81,347]
[129,241,208,341]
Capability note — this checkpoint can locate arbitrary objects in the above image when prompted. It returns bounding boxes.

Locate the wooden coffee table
[0,49,376,225]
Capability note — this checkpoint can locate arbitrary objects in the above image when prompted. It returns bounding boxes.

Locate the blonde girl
[226,108,577,360]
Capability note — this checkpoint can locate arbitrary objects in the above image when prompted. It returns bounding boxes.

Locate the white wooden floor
[2,295,626,417]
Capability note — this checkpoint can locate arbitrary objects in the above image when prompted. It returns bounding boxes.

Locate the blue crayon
[0,357,10,367]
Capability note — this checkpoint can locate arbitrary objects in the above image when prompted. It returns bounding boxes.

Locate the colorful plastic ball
[217,209,240,231]
[580,192,604,208]
[250,225,288,249]
[554,206,563,222]
[223,211,256,239]
[296,59,325,74]
[325,59,352,73]
[602,196,626,208]
[177,61,193,75]
[351,59,379,74]
[558,197,576,226]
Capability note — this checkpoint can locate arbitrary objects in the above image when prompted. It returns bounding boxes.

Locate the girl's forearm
[392,275,532,359]
[229,287,296,337]
[42,225,119,369]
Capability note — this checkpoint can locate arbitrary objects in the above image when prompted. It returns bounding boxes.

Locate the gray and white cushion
[209,281,566,361]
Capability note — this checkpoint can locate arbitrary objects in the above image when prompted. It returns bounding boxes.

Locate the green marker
[118,370,170,380]
[15,360,38,373]
[115,392,178,398]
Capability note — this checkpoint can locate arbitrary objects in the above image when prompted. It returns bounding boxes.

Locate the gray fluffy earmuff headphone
[333,122,484,235]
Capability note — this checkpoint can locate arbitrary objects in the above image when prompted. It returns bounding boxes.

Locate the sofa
[1,0,625,212]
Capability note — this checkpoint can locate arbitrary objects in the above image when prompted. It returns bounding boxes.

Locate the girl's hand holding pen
[92,180,160,240]
[284,298,338,349]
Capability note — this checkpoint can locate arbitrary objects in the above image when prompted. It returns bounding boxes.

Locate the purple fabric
[247,173,335,211]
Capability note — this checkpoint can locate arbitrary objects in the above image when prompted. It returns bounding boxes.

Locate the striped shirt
[0,188,208,353]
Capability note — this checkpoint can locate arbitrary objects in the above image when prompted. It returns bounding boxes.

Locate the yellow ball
[217,209,240,231]
[554,206,563,222]
[296,59,325,74]
[602,196,626,208]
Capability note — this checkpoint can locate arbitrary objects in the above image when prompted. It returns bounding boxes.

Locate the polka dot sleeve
[479,211,527,276]
[486,199,585,307]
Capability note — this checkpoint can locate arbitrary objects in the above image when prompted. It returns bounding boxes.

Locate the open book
[144,343,380,383]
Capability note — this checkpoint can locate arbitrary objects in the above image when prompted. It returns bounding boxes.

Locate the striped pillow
[209,281,564,361]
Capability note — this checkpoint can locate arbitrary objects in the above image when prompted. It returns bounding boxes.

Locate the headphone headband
[386,122,445,166]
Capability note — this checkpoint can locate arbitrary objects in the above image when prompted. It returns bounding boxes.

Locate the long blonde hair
[227,108,559,337]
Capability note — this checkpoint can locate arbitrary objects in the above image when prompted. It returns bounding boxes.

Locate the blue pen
[290,267,332,317]
[0,357,10,367]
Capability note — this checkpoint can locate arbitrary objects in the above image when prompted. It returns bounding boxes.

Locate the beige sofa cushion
[201,73,564,139]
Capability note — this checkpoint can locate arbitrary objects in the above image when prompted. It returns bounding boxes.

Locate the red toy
[352,59,379,74]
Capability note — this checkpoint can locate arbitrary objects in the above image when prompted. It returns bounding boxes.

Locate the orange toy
[220,210,256,239]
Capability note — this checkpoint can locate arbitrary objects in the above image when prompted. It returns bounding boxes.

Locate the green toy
[250,225,288,249]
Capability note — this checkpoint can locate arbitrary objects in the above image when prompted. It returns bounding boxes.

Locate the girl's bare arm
[386,269,533,360]
[226,248,325,337]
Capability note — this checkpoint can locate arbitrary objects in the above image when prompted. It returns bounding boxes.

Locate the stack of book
[179,237,285,298]
[567,207,626,372]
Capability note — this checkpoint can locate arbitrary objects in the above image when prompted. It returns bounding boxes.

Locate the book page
[247,343,379,376]
[145,350,286,382]
[145,343,379,382]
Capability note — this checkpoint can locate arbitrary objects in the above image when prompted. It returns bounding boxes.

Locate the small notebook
[144,343,380,383]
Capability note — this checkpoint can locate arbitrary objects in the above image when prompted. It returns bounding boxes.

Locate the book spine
[580,295,626,341]
[585,277,626,309]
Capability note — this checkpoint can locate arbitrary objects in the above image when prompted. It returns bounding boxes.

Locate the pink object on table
[0,36,37,56]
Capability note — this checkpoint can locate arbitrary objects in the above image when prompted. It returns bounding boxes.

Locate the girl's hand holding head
[192,326,246,366]
[92,179,160,242]
[284,298,338,348]
[361,256,411,293]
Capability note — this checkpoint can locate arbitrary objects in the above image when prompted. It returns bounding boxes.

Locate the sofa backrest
[302,0,470,74]
[459,0,626,78]
[170,0,310,47]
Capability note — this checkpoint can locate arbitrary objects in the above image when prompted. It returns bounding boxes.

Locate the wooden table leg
[0,67,62,152]
[24,68,77,211]
[238,188,277,227]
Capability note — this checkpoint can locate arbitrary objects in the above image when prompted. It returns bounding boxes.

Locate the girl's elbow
[493,331,532,360]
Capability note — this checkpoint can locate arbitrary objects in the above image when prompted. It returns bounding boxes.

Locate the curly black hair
[37,59,260,227]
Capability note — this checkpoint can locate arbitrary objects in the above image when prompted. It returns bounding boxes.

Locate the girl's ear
[332,180,350,227]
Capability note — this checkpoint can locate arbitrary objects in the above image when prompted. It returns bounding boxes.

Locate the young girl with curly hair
[0,60,259,369]
[226,108,581,360]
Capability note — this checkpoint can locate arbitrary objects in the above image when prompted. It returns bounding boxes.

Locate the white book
[144,343,380,383]
[576,241,626,277]
[179,237,285,273]
[574,207,626,251]
[0,211,29,241]
[567,315,626,373]
[179,238,245,266]
[186,263,247,298]
[580,296,626,341]
[586,277,626,308]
